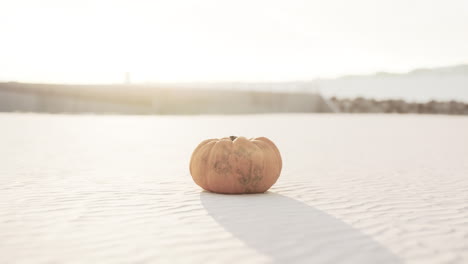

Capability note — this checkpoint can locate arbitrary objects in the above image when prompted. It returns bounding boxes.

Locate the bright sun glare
[1,0,468,83]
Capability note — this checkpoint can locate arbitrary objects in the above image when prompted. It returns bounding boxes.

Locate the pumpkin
[189,136,282,194]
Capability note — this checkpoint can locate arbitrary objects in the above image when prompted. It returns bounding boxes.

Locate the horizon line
[1,63,467,86]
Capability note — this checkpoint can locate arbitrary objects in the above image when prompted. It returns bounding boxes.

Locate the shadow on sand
[200,191,401,264]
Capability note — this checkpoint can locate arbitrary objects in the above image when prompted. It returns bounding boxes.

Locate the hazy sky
[1,0,467,83]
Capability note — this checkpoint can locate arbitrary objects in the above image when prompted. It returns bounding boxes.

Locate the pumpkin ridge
[190,140,217,190]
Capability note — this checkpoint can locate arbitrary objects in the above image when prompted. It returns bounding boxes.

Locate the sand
[0,113,467,264]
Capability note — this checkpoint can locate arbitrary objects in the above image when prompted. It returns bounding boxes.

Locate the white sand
[0,113,467,264]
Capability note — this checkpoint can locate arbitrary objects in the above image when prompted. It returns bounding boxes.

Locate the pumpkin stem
[229,136,237,141]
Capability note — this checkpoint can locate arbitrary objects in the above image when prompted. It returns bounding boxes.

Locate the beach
[1,113,467,263]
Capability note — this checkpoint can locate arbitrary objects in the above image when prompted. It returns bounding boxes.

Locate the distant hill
[315,64,468,102]
[337,64,468,79]
[1,64,467,115]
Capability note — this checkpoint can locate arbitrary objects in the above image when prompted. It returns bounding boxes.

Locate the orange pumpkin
[190,136,282,194]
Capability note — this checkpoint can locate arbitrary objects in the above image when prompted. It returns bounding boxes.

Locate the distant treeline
[330,97,468,115]
[0,82,330,114]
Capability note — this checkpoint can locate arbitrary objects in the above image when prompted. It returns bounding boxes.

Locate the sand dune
[0,113,467,263]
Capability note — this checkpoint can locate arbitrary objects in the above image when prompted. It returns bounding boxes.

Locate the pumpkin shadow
[200,191,401,264]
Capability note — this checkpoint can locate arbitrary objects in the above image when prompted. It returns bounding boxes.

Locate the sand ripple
[0,113,467,263]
